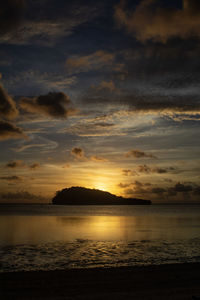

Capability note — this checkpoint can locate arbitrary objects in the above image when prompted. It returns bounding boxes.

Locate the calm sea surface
[0,204,200,272]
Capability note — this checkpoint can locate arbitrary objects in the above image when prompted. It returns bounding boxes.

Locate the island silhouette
[52,186,151,205]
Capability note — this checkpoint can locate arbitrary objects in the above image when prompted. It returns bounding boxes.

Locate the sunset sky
[0,0,200,203]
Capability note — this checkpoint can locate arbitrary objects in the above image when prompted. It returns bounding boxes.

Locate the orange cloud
[114,0,200,42]
[90,155,108,162]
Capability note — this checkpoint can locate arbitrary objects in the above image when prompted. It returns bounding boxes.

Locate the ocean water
[0,204,200,272]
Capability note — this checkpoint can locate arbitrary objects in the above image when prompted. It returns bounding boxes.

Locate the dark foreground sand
[1,263,200,300]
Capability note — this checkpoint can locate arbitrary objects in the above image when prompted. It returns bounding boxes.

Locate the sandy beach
[1,263,200,300]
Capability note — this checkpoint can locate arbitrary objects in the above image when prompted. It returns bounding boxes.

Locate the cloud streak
[90,156,108,162]
[0,175,22,181]
[125,149,157,159]
[0,191,47,203]
[66,50,116,73]
[65,121,117,137]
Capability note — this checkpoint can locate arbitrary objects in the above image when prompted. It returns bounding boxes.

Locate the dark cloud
[0,120,26,140]
[20,92,77,119]
[71,147,85,159]
[0,175,22,181]
[137,165,176,174]
[5,160,25,168]
[124,95,200,115]
[70,147,108,162]
[126,149,157,159]
[5,160,40,170]
[0,84,18,119]
[169,182,193,194]
[118,182,131,188]
[114,0,200,42]
[122,169,132,176]
[0,0,26,36]
[119,180,200,202]
[29,163,40,170]
[81,89,200,120]
[151,187,166,194]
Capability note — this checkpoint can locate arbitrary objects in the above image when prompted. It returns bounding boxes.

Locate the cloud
[71,147,85,159]
[90,155,108,162]
[81,89,200,118]
[0,1,99,45]
[0,175,22,181]
[0,0,26,36]
[92,80,119,93]
[66,50,116,73]
[13,136,58,153]
[125,149,157,159]
[65,121,117,137]
[70,147,108,162]
[5,160,25,168]
[118,182,132,188]
[126,96,200,115]
[0,120,26,141]
[119,180,200,202]
[0,84,18,119]
[169,182,193,194]
[8,70,77,93]
[29,163,40,170]
[5,160,40,170]
[122,169,133,176]
[20,92,77,119]
[114,0,200,42]
[137,165,176,174]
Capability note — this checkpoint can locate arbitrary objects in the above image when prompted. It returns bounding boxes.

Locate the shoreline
[1,263,200,299]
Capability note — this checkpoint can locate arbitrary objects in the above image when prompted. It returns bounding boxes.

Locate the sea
[0,204,200,272]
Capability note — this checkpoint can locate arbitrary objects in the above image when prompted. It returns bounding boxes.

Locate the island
[52,186,151,205]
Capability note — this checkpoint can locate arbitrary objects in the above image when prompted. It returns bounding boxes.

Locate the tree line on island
[52,187,151,205]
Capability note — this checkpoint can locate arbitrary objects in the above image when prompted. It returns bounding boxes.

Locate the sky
[0,0,200,203]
